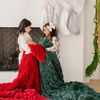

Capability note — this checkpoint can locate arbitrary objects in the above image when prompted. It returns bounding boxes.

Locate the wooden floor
[84,79,100,93]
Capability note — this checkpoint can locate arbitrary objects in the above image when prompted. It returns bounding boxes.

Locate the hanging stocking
[51,1,62,59]
[51,0,62,33]
[40,2,53,31]
[59,1,72,36]
[67,1,83,35]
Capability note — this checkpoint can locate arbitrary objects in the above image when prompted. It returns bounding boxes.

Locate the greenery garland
[85,0,100,77]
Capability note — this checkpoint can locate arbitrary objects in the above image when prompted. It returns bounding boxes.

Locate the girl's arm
[18,35,31,54]
[46,36,58,51]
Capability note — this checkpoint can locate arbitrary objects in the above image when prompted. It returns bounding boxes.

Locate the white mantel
[0,0,99,83]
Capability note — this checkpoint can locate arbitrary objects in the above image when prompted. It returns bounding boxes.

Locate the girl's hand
[39,42,41,44]
[28,42,35,45]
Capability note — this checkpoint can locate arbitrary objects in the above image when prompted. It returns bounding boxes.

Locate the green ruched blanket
[39,37,100,100]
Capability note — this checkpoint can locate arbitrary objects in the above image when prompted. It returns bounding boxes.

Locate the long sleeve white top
[46,36,58,51]
[17,32,31,64]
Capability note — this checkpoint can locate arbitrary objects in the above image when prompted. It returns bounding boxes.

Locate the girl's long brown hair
[43,23,57,40]
[16,18,31,39]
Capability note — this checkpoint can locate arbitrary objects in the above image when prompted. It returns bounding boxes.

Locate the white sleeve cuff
[46,37,58,51]
[73,2,83,14]
[63,1,72,12]
[18,35,31,54]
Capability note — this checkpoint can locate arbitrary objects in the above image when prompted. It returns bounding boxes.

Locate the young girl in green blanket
[39,22,100,100]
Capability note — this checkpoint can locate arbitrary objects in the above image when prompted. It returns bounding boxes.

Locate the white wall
[0,0,45,27]
[0,0,98,83]
[60,0,84,82]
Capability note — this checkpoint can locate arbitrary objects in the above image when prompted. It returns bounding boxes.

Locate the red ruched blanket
[0,44,47,100]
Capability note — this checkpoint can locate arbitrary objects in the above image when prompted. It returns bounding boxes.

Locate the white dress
[17,32,32,65]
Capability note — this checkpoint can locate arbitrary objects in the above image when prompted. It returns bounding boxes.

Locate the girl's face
[43,26,51,37]
[25,25,32,34]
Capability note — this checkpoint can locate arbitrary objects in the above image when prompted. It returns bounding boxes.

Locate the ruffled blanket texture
[0,44,47,100]
[39,37,100,100]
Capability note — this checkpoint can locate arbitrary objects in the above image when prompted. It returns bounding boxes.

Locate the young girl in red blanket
[0,18,47,100]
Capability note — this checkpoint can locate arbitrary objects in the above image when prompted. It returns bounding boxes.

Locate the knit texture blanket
[0,44,47,100]
[39,37,100,100]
